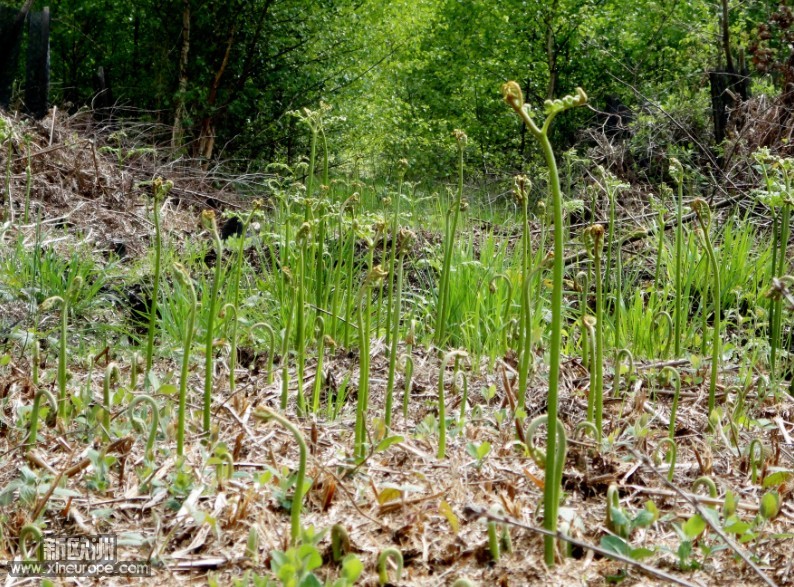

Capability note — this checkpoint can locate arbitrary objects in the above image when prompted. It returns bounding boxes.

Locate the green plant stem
[250,322,276,384]
[254,407,307,546]
[505,82,586,566]
[377,548,404,586]
[102,363,120,441]
[674,176,684,357]
[145,180,167,383]
[693,200,720,415]
[401,354,414,420]
[27,388,57,446]
[517,196,533,410]
[656,437,677,482]
[222,304,238,394]
[438,350,467,458]
[128,394,160,460]
[311,316,325,413]
[662,366,681,440]
[203,213,223,436]
[384,249,405,428]
[173,263,197,458]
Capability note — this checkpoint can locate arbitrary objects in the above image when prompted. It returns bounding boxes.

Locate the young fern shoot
[503,80,587,566]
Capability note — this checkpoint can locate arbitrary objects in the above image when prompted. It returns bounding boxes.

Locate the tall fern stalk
[201,211,224,435]
[692,199,720,415]
[145,178,171,383]
[503,81,587,566]
[670,159,684,357]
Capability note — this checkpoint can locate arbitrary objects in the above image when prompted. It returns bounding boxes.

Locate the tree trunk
[171,0,191,149]
[196,23,236,163]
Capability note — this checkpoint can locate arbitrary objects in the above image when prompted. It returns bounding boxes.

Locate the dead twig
[462,504,699,587]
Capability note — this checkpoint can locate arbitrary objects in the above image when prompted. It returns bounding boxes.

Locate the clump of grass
[435,129,468,346]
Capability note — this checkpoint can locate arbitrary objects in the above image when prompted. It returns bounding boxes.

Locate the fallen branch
[462,504,698,587]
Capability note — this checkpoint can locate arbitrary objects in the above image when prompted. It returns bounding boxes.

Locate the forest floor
[1,109,794,587]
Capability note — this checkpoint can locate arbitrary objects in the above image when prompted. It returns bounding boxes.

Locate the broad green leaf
[600,535,630,557]
[375,435,404,453]
[682,515,706,539]
[341,554,363,582]
[763,471,793,488]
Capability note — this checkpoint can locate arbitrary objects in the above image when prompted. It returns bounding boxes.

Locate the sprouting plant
[584,224,605,439]
[574,420,601,444]
[294,221,312,415]
[383,159,408,342]
[102,362,120,441]
[438,350,468,459]
[384,228,414,428]
[227,200,261,332]
[503,81,587,566]
[128,394,160,461]
[748,438,766,485]
[130,351,141,390]
[509,174,535,411]
[254,407,307,545]
[575,271,590,367]
[145,178,172,385]
[612,348,634,399]
[331,524,351,562]
[691,198,720,415]
[753,149,794,381]
[597,166,628,295]
[221,304,239,394]
[582,315,597,423]
[524,414,568,561]
[606,484,630,539]
[662,366,682,441]
[354,264,386,457]
[465,440,491,469]
[651,311,673,359]
[173,263,197,458]
[18,524,44,561]
[457,369,470,426]
[401,354,414,420]
[377,547,404,586]
[692,476,718,502]
[201,210,224,436]
[435,129,468,345]
[669,158,685,358]
[310,316,327,414]
[487,519,501,562]
[451,579,475,587]
[250,322,277,384]
[280,268,296,410]
[40,275,82,422]
[27,388,56,447]
[210,443,234,488]
[655,437,678,482]
[490,273,513,352]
